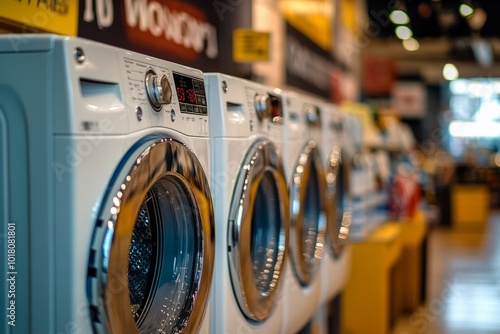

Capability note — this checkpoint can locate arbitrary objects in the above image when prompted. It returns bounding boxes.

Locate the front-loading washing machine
[204,73,289,334]
[280,91,327,334]
[318,103,352,305]
[0,35,214,334]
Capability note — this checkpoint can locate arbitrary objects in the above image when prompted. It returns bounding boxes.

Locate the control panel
[122,57,207,116]
[250,91,283,123]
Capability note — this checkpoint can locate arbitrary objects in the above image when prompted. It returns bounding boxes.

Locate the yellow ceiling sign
[279,0,334,51]
[0,0,78,35]
[341,0,357,34]
[233,30,270,63]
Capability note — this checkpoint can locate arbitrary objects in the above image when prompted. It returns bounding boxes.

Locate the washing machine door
[325,145,351,257]
[87,138,214,334]
[227,139,289,322]
[290,140,326,286]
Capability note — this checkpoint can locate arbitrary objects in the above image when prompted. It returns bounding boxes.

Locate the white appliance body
[0,35,214,334]
[318,103,352,305]
[205,73,290,334]
[280,92,327,334]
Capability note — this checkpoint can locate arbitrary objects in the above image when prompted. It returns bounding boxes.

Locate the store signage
[0,0,79,35]
[279,0,334,51]
[391,82,426,119]
[285,23,334,99]
[363,56,396,96]
[79,0,251,75]
[233,29,269,62]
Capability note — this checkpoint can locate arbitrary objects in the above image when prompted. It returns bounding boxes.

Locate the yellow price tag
[0,0,78,35]
[233,29,270,63]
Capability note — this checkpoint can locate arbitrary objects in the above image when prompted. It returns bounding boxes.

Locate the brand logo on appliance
[84,0,219,60]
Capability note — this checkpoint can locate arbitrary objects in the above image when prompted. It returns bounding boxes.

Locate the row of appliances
[0,35,352,334]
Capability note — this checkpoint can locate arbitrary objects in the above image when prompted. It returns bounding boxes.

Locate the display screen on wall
[78,0,251,76]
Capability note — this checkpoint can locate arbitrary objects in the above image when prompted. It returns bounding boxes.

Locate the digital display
[173,72,207,115]
[268,94,283,119]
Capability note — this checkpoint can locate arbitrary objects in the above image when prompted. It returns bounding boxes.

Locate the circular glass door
[289,141,326,286]
[325,146,351,257]
[227,140,289,322]
[87,138,214,334]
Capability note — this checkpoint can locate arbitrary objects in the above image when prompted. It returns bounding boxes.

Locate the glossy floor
[392,212,500,334]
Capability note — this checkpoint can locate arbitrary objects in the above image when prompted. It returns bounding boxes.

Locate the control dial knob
[145,70,172,111]
[304,104,319,125]
[254,94,269,121]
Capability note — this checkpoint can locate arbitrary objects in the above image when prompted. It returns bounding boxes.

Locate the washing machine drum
[87,138,214,334]
[289,141,327,286]
[227,140,289,322]
[325,146,351,257]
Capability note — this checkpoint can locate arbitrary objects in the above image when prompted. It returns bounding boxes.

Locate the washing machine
[204,73,290,333]
[318,103,352,306]
[280,91,327,334]
[0,34,214,334]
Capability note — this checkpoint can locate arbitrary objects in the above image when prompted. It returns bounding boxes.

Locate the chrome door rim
[289,141,326,286]
[87,137,215,334]
[227,140,289,322]
[325,145,351,257]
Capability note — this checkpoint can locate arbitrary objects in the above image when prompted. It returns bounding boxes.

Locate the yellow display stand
[342,224,402,334]
[390,212,428,314]
[451,184,489,231]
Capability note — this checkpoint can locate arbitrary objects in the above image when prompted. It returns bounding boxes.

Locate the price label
[233,29,270,63]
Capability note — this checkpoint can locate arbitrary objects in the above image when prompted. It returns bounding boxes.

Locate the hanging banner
[0,0,79,35]
[285,23,334,99]
[279,0,334,51]
[78,0,251,76]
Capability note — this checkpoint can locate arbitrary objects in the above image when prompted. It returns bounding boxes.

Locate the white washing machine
[318,103,352,306]
[0,35,214,334]
[280,92,327,334]
[204,73,290,334]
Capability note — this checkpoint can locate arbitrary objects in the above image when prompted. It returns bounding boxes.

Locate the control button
[197,95,207,106]
[254,94,269,122]
[170,109,176,122]
[180,103,187,112]
[145,69,172,111]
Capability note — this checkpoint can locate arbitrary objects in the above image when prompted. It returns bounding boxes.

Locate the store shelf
[389,211,428,314]
[342,223,402,334]
[452,184,489,231]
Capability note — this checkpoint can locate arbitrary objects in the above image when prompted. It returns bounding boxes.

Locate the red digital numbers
[177,87,185,102]
[188,89,196,104]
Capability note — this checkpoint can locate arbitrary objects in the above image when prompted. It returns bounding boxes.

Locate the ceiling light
[402,38,420,51]
[443,63,459,81]
[418,3,432,18]
[467,7,487,31]
[390,10,409,25]
[395,26,413,40]
[459,4,474,17]
[449,121,500,138]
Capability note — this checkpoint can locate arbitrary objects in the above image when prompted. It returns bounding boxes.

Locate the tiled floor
[392,212,500,334]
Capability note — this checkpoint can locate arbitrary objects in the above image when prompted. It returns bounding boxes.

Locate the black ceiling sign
[285,22,335,99]
[78,0,251,77]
